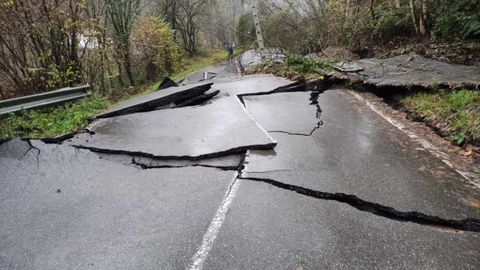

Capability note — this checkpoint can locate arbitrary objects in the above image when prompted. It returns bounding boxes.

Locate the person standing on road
[225,40,235,62]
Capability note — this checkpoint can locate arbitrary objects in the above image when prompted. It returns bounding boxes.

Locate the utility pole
[251,0,265,50]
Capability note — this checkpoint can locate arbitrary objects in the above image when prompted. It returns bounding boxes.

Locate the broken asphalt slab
[243,92,322,136]
[203,180,480,269]
[96,82,213,118]
[156,76,178,91]
[175,89,220,108]
[243,90,480,221]
[212,74,300,97]
[0,139,238,269]
[333,54,480,89]
[68,97,276,160]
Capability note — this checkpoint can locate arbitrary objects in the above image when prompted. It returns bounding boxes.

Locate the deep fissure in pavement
[240,176,480,233]
[130,157,242,171]
[237,81,307,99]
[72,142,275,161]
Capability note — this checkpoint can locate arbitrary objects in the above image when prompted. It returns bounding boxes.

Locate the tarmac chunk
[96,82,212,118]
[69,97,276,159]
[333,54,480,89]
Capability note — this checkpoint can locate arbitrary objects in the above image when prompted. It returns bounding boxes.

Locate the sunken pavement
[1,58,480,269]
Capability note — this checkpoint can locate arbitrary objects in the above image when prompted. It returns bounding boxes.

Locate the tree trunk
[419,0,429,37]
[409,0,419,34]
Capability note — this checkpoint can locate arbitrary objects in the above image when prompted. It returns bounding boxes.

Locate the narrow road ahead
[1,61,479,269]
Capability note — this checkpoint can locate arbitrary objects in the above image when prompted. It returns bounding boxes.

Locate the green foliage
[402,89,480,145]
[434,13,480,40]
[46,62,81,89]
[450,133,466,145]
[236,13,255,47]
[131,16,182,83]
[432,0,480,40]
[0,94,109,139]
[374,6,414,41]
[440,90,476,113]
[286,54,334,73]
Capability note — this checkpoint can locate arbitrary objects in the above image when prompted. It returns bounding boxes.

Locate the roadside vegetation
[0,94,108,140]
[402,89,480,146]
[0,48,237,140]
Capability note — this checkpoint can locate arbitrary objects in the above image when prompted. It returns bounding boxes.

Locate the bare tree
[105,0,142,85]
[409,0,430,37]
[0,0,83,97]
[175,0,210,56]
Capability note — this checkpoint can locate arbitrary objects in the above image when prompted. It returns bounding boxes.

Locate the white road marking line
[187,172,241,270]
[348,90,480,189]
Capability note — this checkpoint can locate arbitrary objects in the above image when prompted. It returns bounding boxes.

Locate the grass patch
[0,93,109,140]
[402,89,480,145]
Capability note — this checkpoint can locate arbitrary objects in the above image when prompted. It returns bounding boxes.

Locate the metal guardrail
[0,85,91,117]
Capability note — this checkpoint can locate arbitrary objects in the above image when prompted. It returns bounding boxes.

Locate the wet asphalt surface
[1,60,480,269]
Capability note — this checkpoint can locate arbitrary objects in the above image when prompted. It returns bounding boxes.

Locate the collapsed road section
[68,97,276,160]
[96,82,214,118]
[333,54,480,89]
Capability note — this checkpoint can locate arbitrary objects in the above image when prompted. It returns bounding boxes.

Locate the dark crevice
[72,143,274,162]
[40,130,79,144]
[237,94,246,107]
[24,140,41,163]
[37,128,96,145]
[175,90,220,107]
[238,81,307,99]
[131,157,239,171]
[96,83,213,119]
[240,176,480,233]
[269,131,312,137]
[237,153,247,175]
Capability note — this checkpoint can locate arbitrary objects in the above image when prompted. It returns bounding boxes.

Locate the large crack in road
[239,176,480,233]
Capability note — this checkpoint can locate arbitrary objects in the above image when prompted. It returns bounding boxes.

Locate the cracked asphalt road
[1,61,479,269]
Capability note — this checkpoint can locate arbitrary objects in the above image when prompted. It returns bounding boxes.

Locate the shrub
[131,16,182,83]
[432,0,480,40]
